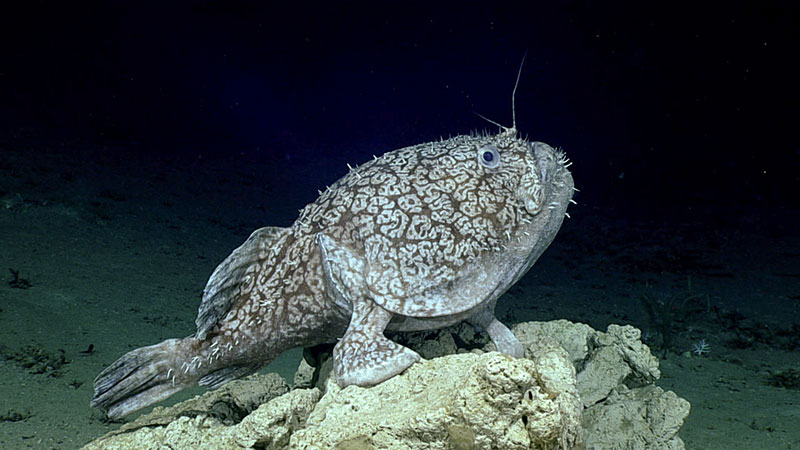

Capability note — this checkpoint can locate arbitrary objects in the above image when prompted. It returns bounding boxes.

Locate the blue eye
[477,145,500,169]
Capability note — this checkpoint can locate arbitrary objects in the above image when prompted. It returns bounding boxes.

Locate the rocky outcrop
[292,350,582,449]
[82,320,690,450]
[582,384,690,450]
[507,321,689,449]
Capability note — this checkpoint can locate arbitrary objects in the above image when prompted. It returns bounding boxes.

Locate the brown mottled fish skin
[90,128,574,419]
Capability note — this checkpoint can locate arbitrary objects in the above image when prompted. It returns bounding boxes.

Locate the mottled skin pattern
[91,128,574,419]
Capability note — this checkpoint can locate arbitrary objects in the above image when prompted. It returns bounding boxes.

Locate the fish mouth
[516,141,573,216]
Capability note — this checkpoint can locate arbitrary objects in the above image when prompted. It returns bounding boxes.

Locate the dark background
[1,1,798,211]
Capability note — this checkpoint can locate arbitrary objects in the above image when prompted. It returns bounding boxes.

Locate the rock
[82,373,311,449]
[394,322,489,359]
[510,319,595,366]
[83,320,690,450]
[83,387,320,449]
[575,324,661,407]
[506,321,685,449]
[294,352,335,392]
[290,351,582,449]
[505,321,662,408]
[227,388,322,449]
[293,357,316,388]
[581,384,691,450]
[606,324,661,387]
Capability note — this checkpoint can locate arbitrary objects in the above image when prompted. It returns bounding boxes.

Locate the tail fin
[91,338,194,420]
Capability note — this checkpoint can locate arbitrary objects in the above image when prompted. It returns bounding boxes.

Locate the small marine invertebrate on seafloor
[691,339,711,356]
[8,268,32,289]
[639,283,705,359]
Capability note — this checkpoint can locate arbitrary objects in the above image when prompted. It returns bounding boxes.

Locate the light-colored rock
[503,321,662,408]
[495,320,686,449]
[290,351,582,449]
[83,320,690,450]
[229,388,322,449]
[605,324,661,387]
[576,324,661,407]
[582,384,691,450]
[82,374,316,450]
[511,319,595,366]
[293,357,316,388]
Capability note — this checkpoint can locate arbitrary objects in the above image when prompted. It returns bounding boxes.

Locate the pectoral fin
[469,309,524,358]
[334,301,420,387]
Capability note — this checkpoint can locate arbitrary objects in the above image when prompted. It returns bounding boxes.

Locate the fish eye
[477,145,500,169]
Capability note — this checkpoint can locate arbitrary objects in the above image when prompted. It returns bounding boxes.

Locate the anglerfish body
[91,127,574,419]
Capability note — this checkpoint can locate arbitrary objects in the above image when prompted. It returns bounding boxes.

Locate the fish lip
[534,142,574,193]
[517,141,573,215]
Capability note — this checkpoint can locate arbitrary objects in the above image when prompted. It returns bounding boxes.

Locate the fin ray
[196,226,288,339]
[199,365,258,389]
[91,339,190,419]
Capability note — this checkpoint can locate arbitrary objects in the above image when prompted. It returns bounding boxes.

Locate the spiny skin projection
[90,128,575,419]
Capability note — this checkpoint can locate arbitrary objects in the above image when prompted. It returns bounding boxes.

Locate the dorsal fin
[474,51,527,136]
[195,226,289,339]
[511,50,527,132]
